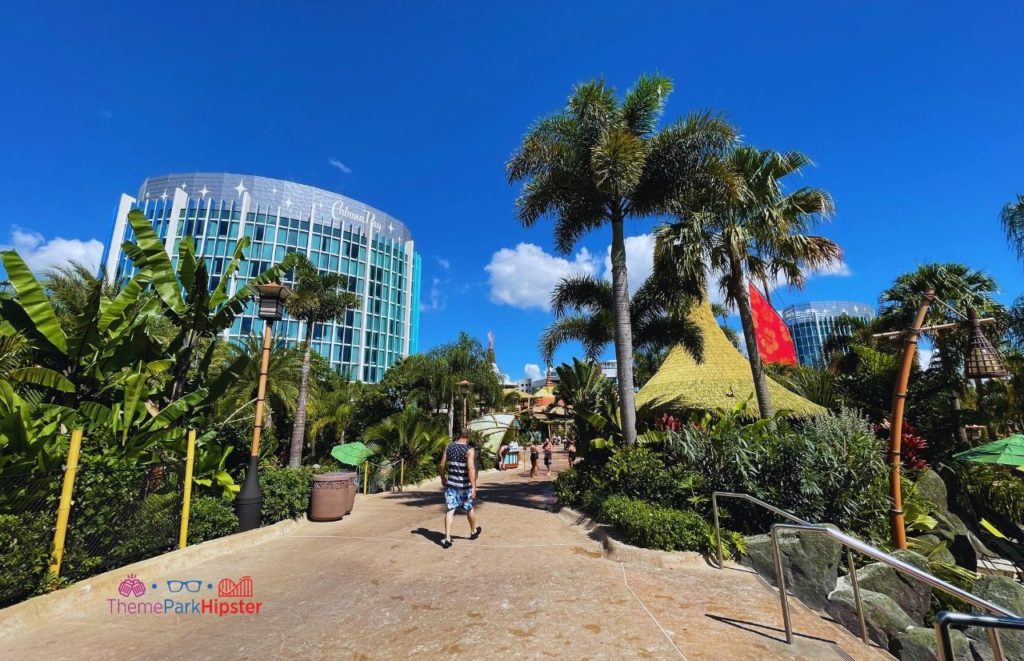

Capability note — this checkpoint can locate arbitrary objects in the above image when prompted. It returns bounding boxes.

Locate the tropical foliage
[508,74,738,445]
[654,146,840,418]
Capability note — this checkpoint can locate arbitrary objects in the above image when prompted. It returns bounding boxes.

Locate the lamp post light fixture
[457,379,472,432]
[236,282,293,532]
[877,291,1008,550]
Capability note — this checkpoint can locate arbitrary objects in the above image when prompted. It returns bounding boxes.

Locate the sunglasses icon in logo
[166,580,203,593]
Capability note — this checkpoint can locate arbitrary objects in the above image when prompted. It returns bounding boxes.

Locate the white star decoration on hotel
[198,186,210,198]
[234,180,247,196]
[160,190,169,201]
[284,198,293,209]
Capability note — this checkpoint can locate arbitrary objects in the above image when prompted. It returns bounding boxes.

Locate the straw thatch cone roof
[636,302,825,417]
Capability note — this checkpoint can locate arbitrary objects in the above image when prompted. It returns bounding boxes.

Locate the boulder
[891,625,969,661]
[826,586,914,649]
[931,509,977,570]
[963,575,1024,661]
[910,534,956,566]
[743,527,840,610]
[914,469,949,513]
[836,550,932,623]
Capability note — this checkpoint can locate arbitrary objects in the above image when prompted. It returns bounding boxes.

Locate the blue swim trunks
[444,486,473,512]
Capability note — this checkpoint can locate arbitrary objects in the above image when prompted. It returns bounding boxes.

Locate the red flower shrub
[654,414,682,432]
[874,419,930,470]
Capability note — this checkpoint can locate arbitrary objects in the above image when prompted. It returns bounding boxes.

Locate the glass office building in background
[101,173,421,383]
[781,301,875,367]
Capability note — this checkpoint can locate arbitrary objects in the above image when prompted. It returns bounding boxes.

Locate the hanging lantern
[964,308,1008,380]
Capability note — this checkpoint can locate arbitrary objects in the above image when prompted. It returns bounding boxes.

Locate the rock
[915,469,950,513]
[964,575,1024,661]
[892,625,969,661]
[931,510,977,570]
[836,550,932,623]
[742,527,840,610]
[826,586,915,649]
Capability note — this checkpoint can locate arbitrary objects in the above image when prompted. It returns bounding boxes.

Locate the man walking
[439,427,481,549]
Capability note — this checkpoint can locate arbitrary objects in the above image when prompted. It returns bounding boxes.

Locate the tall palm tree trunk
[288,324,315,468]
[731,256,774,419]
[610,215,638,445]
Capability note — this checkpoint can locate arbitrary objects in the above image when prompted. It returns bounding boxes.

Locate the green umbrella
[953,435,1024,467]
[331,442,374,466]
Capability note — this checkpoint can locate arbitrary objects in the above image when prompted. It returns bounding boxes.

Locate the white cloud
[485,243,600,310]
[327,158,352,174]
[1,227,104,275]
[420,276,447,313]
[524,363,542,381]
[602,233,655,295]
[436,256,450,270]
[917,348,933,371]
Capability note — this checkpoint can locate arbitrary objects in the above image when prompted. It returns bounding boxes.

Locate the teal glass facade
[103,173,420,383]
[781,301,875,367]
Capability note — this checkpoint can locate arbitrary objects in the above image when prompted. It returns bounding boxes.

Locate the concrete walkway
[1,452,888,660]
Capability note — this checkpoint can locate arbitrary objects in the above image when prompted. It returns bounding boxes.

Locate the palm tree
[214,336,304,444]
[508,75,737,444]
[711,302,741,348]
[306,379,357,459]
[429,333,501,437]
[1001,194,1024,267]
[363,407,449,487]
[284,256,362,468]
[539,273,704,366]
[655,146,840,418]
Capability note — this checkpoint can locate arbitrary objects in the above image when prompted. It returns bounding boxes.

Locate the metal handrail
[711,491,1018,658]
[712,492,811,568]
[934,611,1024,661]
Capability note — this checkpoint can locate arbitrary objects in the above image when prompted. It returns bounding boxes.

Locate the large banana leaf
[0,250,68,354]
[123,210,187,317]
[98,271,150,332]
[209,236,251,309]
[177,237,198,293]
[209,251,301,332]
[8,367,75,393]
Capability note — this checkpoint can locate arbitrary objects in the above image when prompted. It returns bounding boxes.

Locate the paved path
[1,451,888,660]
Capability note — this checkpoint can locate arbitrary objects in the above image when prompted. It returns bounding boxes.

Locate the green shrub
[259,463,313,525]
[602,448,677,506]
[187,496,238,544]
[114,492,179,560]
[600,495,711,553]
[661,407,888,541]
[0,513,53,606]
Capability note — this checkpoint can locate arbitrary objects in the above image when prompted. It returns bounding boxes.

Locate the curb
[556,506,717,570]
[0,516,306,634]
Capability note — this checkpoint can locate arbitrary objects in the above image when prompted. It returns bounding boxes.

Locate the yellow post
[50,429,84,578]
[178,430,197,549]
[363,461,369,495]
[399,459,405,492]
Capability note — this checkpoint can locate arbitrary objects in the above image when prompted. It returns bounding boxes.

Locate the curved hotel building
[102,173,421,383]
[781,300,875,367]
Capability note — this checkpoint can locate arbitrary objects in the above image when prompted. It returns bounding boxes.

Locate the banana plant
[119,210,300,401]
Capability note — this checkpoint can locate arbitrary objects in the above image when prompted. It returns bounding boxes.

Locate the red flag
[748,283,798,365]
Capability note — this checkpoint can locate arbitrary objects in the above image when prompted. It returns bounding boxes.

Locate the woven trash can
[309,472,355,521]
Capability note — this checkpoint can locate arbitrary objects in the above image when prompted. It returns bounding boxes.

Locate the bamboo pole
[399,458,405,492]
[363,461,369,495]
[178,430,197,549]
[887,289,934,550]
[50,429,84,578]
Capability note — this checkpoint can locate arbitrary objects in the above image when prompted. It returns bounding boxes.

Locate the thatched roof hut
[636,303,825,418]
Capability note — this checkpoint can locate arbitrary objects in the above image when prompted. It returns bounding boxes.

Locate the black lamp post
[457,379,472,432]
[236,282,292,532]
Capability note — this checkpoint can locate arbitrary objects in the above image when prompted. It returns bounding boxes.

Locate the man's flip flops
[470,526,482,540]
[442,539,453,549]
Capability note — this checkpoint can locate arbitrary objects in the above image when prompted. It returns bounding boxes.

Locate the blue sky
[1,2,1021,381]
